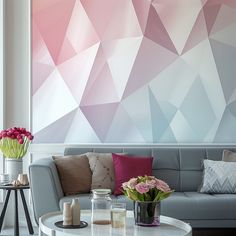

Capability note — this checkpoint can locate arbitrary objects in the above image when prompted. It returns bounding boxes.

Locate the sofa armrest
[29,157,64,224]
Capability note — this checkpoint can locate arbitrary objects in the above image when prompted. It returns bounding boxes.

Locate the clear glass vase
[134,201,160,227]
[91,189,112,225]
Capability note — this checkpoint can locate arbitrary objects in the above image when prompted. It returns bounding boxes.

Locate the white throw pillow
[199,160,236,194]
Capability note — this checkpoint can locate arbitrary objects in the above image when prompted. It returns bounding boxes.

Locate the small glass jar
[91,189,112,225]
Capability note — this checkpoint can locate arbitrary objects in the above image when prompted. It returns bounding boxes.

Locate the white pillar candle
[63,202,72,226]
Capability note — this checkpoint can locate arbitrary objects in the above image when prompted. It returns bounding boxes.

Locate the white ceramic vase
[71,198,81,225]
[5,158,23,181]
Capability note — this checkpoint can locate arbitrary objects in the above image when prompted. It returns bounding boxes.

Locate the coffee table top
[39,210,192,236]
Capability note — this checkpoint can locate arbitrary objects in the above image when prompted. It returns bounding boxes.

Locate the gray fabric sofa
[29,145,236,227]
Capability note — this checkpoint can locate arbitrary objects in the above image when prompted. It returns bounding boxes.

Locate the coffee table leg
[0,190,11,232]
[14,190,19,236]
[38,227,41,236]
[19,189,34,234]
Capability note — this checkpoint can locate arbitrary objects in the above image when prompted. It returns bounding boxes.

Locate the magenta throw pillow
[112,153,153,195]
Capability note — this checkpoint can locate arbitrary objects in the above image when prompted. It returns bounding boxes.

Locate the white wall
[0,0,4,173]
[4,0,30,130]
[3,0,31,227]
[0,0,3,132]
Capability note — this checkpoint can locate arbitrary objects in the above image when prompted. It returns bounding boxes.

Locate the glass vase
[134,201,160,227]
[91,189,112,225]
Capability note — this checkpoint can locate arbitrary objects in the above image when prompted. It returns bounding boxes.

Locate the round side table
[0,184,34,236]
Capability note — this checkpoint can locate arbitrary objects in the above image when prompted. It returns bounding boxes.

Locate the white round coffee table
[39,210,192,236]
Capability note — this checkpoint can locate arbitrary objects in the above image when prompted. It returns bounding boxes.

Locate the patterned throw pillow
[222,150,236,162]
[199,160,236,193]
[86,152,115,191]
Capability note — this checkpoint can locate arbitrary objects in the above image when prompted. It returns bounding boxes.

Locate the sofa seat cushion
[161,192,236,220]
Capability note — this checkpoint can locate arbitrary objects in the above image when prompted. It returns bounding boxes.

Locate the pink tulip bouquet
[122,175,173,202]
[0,127,34,159]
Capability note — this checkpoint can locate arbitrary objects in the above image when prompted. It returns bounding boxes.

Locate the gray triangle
[214,107,236,142]
[180,77,216,139]
[228,100,236,117]
[148,87,169,142]
[210,39,236,102]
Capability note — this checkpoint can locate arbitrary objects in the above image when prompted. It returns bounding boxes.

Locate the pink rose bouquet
[0,127,34,159]
[122,175,173,202]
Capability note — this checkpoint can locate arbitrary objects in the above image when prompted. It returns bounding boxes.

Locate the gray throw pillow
[199,160,236,194]
[222,150,236,162]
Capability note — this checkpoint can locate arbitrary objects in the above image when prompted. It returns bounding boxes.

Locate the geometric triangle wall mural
[32,0,236,143]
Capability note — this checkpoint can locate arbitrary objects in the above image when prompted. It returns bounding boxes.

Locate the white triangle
[64,108,100,143]
[33,69,78,134]
[170,110,197,142]
[153,0,203,54]
[181,39,226,121]
[105,37,143,100]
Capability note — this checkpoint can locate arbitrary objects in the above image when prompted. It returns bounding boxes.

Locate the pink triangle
[57,44,99,104]
[63,0,100,55]
[80,102,119,142]
[34,0,76,65]
[32,20,55,94]
[203,4,221,34]
[210,3,236,35]
[182,9,208,54]
[226,0,236,9]
[205,0,234,6]
[57,37,77,65]
[80,62,119,106]
[33,62,54,94]
[32,0,63,15]
[144,5,177,54]
[80,0,118,38]
[102,0,142,40]
[82,44,105,93]
[122,37,178,99]
[132,0,151,34]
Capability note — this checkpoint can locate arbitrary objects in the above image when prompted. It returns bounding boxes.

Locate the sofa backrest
[64,146,236,192]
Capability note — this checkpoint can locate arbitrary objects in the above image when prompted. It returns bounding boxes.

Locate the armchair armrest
[29,157,64,224]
